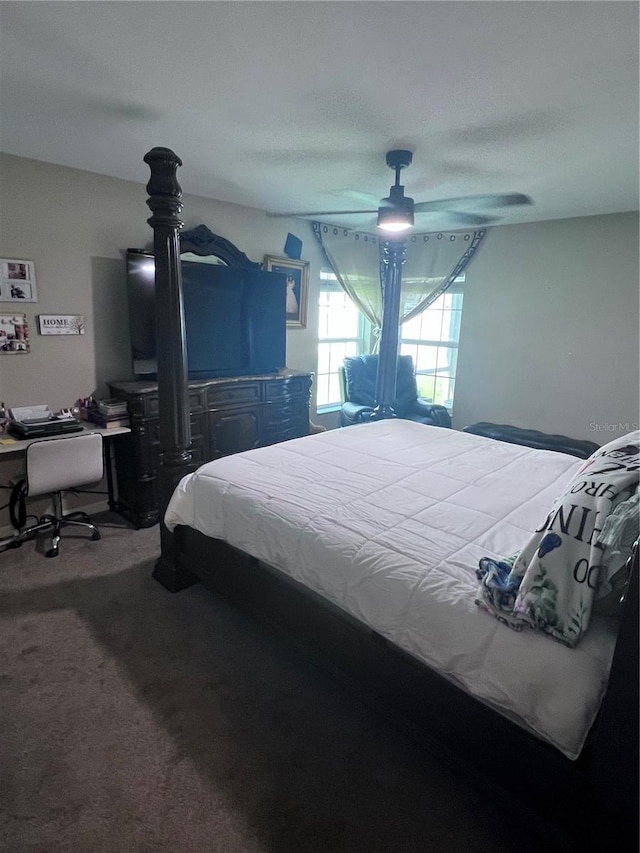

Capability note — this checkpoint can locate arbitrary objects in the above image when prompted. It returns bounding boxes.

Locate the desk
[0,424,131,513]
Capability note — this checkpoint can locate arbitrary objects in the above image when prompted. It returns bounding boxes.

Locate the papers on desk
[9,405,76,425]
[10,404,53,424]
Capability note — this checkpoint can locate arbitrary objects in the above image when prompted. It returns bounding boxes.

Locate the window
[400,279,464,410]
[316,272,464,412]
[316,272,366,410]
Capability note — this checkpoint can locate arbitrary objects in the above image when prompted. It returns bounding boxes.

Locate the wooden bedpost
[372,238,406,419]
[144,147,196,591]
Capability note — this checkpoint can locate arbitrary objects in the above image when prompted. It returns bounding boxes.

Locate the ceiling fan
[271,149,533,232]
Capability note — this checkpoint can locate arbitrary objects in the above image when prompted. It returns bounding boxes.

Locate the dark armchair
[339,354,452,428]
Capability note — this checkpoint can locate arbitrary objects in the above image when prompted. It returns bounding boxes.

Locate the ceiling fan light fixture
[377,212,414,233]
[377,187,414,233]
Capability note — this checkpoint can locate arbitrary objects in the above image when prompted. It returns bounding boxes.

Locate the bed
[142,147,639,851]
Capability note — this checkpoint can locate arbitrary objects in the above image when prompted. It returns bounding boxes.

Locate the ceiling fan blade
[267,208,378,218]
[432,211,500,226]
[414,193,533,214]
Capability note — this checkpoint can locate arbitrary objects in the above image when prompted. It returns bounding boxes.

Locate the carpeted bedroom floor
[1,513,561,853]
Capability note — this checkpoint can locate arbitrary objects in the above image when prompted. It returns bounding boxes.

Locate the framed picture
[264,255,309,329]
[0,313,30,353]
[38,314,85,335]
[0,259,37,302]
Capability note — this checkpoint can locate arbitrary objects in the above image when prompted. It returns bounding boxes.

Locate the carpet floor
[1,513,558,853]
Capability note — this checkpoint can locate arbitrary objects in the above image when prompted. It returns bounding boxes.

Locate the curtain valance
[312,222,487,348]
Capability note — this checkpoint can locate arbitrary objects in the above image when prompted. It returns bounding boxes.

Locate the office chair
[15,432,104,558]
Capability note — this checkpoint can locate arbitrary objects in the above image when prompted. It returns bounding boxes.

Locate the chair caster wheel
[91,531,101,541]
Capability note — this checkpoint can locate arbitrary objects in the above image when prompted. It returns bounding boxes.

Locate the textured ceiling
[1,1,638,231]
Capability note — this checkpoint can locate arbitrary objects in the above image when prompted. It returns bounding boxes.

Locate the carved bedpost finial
[144,147,184,230]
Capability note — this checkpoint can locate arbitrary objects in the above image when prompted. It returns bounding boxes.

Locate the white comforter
[165,420,618,759]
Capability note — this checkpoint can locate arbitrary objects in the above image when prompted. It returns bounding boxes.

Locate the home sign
[38,315,85,335]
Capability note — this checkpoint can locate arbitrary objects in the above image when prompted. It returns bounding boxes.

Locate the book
[87,412,130,429]
[96,398,128,417]
[93,418,130,430]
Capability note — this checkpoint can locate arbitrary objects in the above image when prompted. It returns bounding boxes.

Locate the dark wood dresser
[108,370,312,527]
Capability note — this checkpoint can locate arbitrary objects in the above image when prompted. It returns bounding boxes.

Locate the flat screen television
[125,250,287,379]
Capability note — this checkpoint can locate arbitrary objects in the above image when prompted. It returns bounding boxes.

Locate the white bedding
[165,420,618,759]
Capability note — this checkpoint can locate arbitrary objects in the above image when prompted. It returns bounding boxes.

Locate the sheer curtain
[312,223,384,345]
[399,230,487,324]
[313,222,487,349]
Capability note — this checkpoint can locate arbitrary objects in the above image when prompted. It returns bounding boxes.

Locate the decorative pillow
[592,488,639,615]
[476,430,639,647]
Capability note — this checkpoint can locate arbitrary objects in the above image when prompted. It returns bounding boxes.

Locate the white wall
[454,211,639,441]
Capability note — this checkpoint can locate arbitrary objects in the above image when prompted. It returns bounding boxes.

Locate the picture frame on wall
[264,255,309,329]
[0,314,30,353]
[38,314,85,335]
[0,259,38,302]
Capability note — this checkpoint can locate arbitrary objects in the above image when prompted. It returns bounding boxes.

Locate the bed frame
[142,148,638,851]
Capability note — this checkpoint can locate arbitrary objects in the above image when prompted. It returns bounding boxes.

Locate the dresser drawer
[263,377,310,402]
[263,403,307,428]
[207,382,261,406]
[125,387,205,419]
